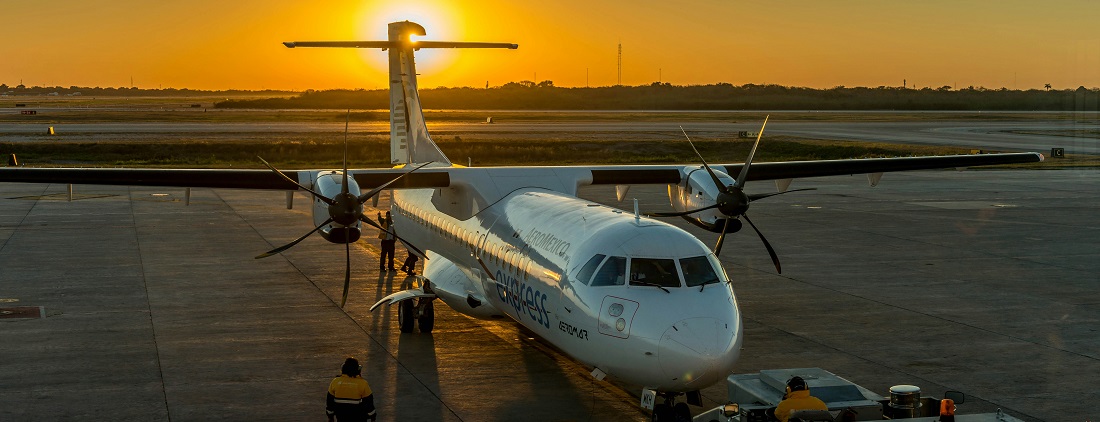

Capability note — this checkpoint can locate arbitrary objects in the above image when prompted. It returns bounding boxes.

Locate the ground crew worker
[378,211,396,271]
[773,376,828,422]
[326,357,376,422]
[399,253,419,275]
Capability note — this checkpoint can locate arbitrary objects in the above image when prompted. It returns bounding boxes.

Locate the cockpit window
[629,258,681,288]
[680,256,721,287]
[590,256,626,286]
[575,254,606,286]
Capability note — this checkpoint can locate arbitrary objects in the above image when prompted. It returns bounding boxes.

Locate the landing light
[722,404,739,417]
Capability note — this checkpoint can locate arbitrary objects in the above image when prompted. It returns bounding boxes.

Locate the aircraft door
[475,231,487,258]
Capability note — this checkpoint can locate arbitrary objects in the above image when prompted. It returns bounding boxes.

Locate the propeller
[255,111,432,307]
[651,117,814,274]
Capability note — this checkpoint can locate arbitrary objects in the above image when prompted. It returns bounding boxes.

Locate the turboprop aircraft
[0,21,1044,422]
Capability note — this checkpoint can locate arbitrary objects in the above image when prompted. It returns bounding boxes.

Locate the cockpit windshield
[575,254,606,285]
[629,258,680,288]
[590,256,626,286]
[680,256,721,287]
[584,254,722,289]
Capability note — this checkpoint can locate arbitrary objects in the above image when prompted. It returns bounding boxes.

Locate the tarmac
[1,168,1097,421]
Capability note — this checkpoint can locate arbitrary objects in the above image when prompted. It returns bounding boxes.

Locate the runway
[2,116,1098,155]
[2,168,1097,421]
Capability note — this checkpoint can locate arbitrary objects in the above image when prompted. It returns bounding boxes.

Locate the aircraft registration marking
[558,320,589,341]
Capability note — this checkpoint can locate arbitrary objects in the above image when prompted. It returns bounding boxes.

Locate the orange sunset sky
[3,0,1098,91]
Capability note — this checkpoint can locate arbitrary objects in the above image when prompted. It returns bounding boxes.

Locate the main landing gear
[651,392,693,422]
[398,283,436,334]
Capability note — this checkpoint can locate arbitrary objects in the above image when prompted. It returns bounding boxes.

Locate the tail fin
[284,21,517,166]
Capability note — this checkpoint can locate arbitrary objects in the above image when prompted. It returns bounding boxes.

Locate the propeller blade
[258,156,334,206]
[360,215,429,260]
[340,227,351,307]
[357,161,435,204]
[395,236,429,261]
[256,217,334,259]
[747,188,817,202]
[679,126,728,192]
[735,115,769,188]
[742,214,781,274]
[714,218,731,255]
[648,203,720,218]
[341,110,350,195]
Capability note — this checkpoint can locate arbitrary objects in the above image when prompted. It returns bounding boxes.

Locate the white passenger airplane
[0,21,1043,422]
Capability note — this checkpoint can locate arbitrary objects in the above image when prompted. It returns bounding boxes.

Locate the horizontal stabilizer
[283,41,517,49]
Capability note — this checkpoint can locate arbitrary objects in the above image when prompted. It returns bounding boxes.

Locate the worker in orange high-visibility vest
[326,357,376,422]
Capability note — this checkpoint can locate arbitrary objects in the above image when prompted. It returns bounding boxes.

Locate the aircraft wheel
[418,300,435,333]
[398,300,415,333]
[673,403,691,422]
[651,403,673,422]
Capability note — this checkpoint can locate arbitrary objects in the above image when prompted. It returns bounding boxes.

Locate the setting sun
[351,1,462,81]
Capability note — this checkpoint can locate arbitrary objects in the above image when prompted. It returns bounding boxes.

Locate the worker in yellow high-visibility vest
[774,376,828,422]
[326,357,376,422]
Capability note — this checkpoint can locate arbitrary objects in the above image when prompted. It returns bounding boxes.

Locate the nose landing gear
[651,392,692,422]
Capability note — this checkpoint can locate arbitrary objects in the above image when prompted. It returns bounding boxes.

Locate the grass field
[4,135,1087,169]
[1,104,1095,169]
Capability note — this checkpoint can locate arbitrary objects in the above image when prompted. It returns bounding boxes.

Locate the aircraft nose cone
[657,317,736,388]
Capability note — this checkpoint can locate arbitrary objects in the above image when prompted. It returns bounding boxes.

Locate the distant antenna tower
[617,42,622,86]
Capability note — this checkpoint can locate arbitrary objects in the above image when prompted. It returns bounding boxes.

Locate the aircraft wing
[0,152,1041,191]
[581,152,1044,185]
[0,167,452,190]
[0,168,301,190]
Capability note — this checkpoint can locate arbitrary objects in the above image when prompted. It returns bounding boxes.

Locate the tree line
[0,84,292,97]
[214,82,1099,111]
[5,82,1096,111]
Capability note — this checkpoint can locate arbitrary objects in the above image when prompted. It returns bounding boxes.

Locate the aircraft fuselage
[392,186,743,391]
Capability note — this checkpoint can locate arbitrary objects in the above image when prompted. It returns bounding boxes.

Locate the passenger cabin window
[590,256,626,286]
[680,256,721,287]
[575,254,606,286]
[629,258,681,288]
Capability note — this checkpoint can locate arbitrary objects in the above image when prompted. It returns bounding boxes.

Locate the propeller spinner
[650,117,813,274]
[254,113,431,306]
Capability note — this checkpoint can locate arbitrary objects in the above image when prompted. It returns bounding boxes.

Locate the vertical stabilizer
[283,22,516,167]
[387,22,448,166]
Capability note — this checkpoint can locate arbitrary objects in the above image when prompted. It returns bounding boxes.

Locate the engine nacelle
[667,166,736,233]
[423,252,502,320]
[311,171,362,243]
